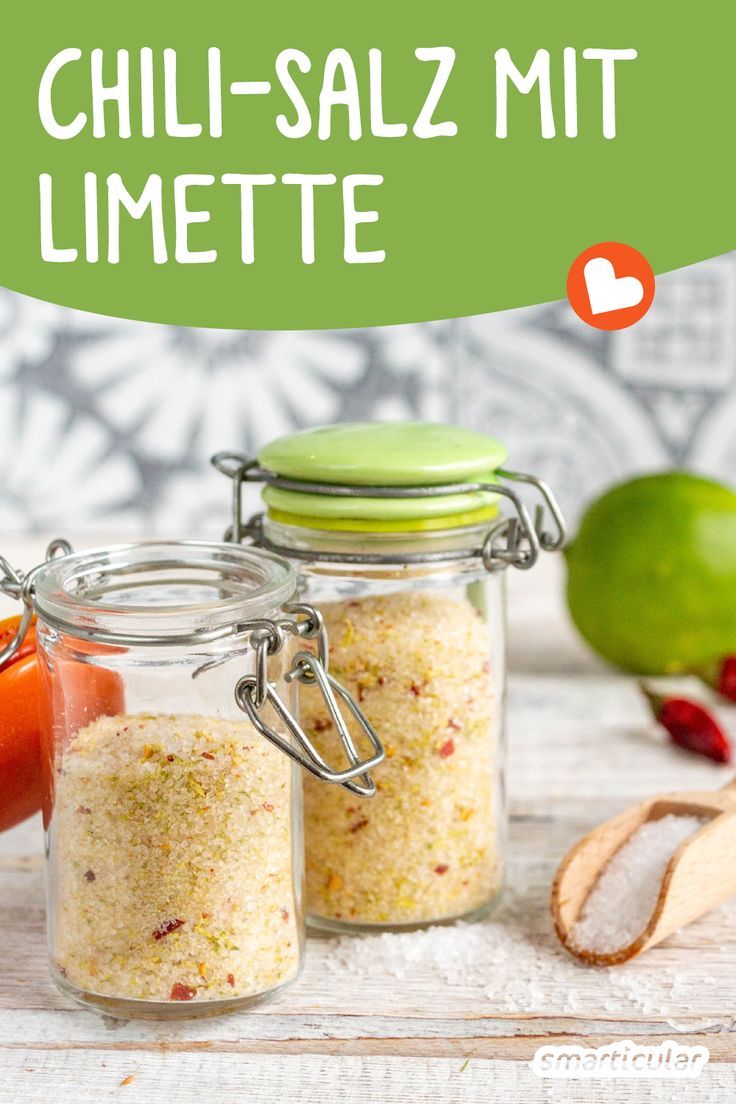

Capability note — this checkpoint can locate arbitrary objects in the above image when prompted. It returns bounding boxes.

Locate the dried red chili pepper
[720,658,736,702]
[439,738,455,759]
[153,918,186,940]
[641,685,732,764]
[434,864,449,875]
[696,656,736,703]
[170,982,197,1001]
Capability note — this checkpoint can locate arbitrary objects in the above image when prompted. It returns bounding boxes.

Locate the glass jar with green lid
[213,423,565,932]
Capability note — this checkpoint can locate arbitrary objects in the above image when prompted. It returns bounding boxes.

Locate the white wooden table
[1,538,735,1102]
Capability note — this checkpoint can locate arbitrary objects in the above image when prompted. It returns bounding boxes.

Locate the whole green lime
[565,471,736,674]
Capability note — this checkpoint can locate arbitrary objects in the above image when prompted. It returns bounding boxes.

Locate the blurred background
[1,251,734,537]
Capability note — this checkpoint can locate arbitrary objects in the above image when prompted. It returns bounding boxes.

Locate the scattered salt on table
[315,872,721,1017]
[571,814,708,955]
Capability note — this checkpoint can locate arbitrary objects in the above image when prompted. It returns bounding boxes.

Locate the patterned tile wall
[1,253,734,536]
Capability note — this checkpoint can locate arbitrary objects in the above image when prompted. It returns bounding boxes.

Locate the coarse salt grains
[570,814,708,955]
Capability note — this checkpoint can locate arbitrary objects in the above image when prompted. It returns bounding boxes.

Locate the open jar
[213,423,566,933]
[0,541,383,1018]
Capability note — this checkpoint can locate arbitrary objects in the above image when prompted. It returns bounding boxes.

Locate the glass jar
[212,422,566,932]
[0,541,383,1018]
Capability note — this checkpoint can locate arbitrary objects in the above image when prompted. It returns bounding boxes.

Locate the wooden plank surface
[1,542,735,1101]
[1,1052,735,1104]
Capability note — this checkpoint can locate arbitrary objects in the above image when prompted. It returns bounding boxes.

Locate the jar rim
[33,540,296,643]
[259,515,503,572]
[262,514,494,551]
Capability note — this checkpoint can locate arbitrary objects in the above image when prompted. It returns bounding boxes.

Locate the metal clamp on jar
[0,540,383,1018]
[212,422,566,933]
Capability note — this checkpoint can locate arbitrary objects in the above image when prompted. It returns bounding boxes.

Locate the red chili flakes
[439,738,456,759]
[262,802,274,812]
[153,918,185,940]
[76,805,92,815]
[166,754,175,763]
[358,686,366,703]
[410,682,423,697]
[447,718,462,732]
[84,869,96,882]
[377,676,386,686]
[226,973,235,988]
[281,908,290,923]
[434,864,449,875]
[349,817,369,834]
[170,982,197,1001]
[201,751,215,760]
[313,718,333,733]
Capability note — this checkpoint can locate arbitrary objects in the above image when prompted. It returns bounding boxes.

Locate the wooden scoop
[551,779,736,965]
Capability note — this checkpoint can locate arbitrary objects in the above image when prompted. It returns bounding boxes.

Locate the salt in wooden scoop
[551,779,736,965]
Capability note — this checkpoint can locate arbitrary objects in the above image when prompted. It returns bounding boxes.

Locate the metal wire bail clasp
[496,468,567,553]
[234,607,384,797]
[0,540,73,667]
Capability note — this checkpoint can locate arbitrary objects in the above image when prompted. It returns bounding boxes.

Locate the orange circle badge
[567,242,656,331]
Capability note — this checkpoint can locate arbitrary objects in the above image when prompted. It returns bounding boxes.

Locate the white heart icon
[583,257,644,316]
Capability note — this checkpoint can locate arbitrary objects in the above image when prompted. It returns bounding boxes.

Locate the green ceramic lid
[258,423,507,532]
[258,422,507,486]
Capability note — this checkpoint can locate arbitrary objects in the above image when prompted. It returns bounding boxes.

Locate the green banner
[1,0,733,328]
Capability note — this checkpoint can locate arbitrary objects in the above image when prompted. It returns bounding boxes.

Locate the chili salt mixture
[52,714,300,1004]
[303,590,500,928]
